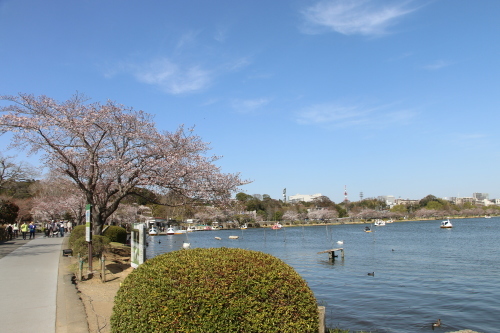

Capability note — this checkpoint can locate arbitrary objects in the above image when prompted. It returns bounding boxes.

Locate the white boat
[148,226,158,236]
[374,219,385,226]
[271,223,282,230]
[187,226,197,232]
[240,224,248,229]
[485,215,492,219]
[166,226,175,235]
[440,219,453,228]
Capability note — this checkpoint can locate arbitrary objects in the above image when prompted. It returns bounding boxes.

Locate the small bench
[62,249,73,256]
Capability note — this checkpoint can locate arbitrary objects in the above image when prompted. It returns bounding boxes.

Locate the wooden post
[101,255,106,282]
[318,306,325,333]
[78,254,83,281]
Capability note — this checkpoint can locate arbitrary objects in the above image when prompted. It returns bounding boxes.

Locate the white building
[288,193,323,203]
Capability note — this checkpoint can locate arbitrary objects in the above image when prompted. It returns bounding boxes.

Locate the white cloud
[295,101,416,128]
[300,0,419,36]
[231,98,271,113]
[423,60,453,70]
[119,57,213,95]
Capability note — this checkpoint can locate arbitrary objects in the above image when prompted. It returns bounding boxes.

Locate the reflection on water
[146,218,500,333]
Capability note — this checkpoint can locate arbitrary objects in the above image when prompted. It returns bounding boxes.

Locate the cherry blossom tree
[30,176,86,223]
[0,154,37,190]
[0,93,248,234]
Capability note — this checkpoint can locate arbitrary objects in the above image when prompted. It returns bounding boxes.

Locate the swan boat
[440,219,453,228]
[148,226,158,236]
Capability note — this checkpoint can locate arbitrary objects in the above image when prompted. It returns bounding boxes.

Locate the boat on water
[240,224,248,229]
[271,223,282,230]
[374,219,386,226]
[148,226,158,236]
[187,226,197,232]
[166,226,175,235]
[364,226,372,233]
[485,215,492,219]
[440,219,453,228]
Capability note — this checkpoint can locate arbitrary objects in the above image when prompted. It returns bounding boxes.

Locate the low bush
[68,225,86,248]
[111,247,318,333]
[71,235,110,258]
[102,225,127,243]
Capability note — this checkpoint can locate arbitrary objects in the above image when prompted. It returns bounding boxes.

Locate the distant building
[453,197,474,205]
[378,195,396,207]
[394,198,419,206]
[473,193,489,201]
[288,193,323,203]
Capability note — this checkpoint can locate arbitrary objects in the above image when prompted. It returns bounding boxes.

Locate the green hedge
[103,226,127,243]
[68,225,86,248]
[111,247,318,333]
[72,235,110,258]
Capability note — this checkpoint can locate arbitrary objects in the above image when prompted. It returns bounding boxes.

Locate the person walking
[59,221,65,237]
[29,221,36,239]
[6,224,13,240]
[13,223,19,238]
[20,221,29,240]
[44,222,51,237]
[51,220,58,237]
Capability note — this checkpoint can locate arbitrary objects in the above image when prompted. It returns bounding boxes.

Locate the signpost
[85,204,93,272]
[131,223,146,268]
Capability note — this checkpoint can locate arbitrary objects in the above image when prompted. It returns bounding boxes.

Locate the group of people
[5,221,37,240]
[3,220,73,241]
[4,223,19,240]
[44,220,72,238]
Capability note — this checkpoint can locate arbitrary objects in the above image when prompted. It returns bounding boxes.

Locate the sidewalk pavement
[0,235,88,333]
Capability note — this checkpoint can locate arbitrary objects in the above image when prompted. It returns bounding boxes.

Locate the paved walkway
[0,235,88,333]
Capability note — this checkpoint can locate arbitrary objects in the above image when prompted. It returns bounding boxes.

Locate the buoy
[337,240,344,244]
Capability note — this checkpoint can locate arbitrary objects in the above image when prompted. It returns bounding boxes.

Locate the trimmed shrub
[103,225,127,243]
[72,235,110,258]
[68,225,86,248]
[111,247,318,333]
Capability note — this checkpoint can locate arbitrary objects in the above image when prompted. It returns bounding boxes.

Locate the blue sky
[1,0,499,202]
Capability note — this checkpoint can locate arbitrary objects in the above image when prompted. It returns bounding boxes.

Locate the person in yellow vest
[20,221,29,240]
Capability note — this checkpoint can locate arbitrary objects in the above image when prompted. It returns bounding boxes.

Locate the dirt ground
[73,245,133,333]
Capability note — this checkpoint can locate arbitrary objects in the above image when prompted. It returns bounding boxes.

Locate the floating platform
[317,248,344,261]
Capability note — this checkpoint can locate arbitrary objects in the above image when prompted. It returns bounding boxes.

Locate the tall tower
[283,188,286,203]
[344,185,348,203]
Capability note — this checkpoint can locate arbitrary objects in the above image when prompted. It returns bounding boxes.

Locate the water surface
[147,218,499,332]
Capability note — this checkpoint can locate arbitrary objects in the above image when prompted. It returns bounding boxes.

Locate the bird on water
[367,272,374,276]
[431,319,441,330]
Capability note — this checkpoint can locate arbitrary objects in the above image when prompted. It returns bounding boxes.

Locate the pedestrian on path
[29,221,36,239]
[59,221,65,237]
[51,220,58,237]
[13,223,19,238]
[44,222,51,237]
[6,224,13,240]
[20,221,29,240]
